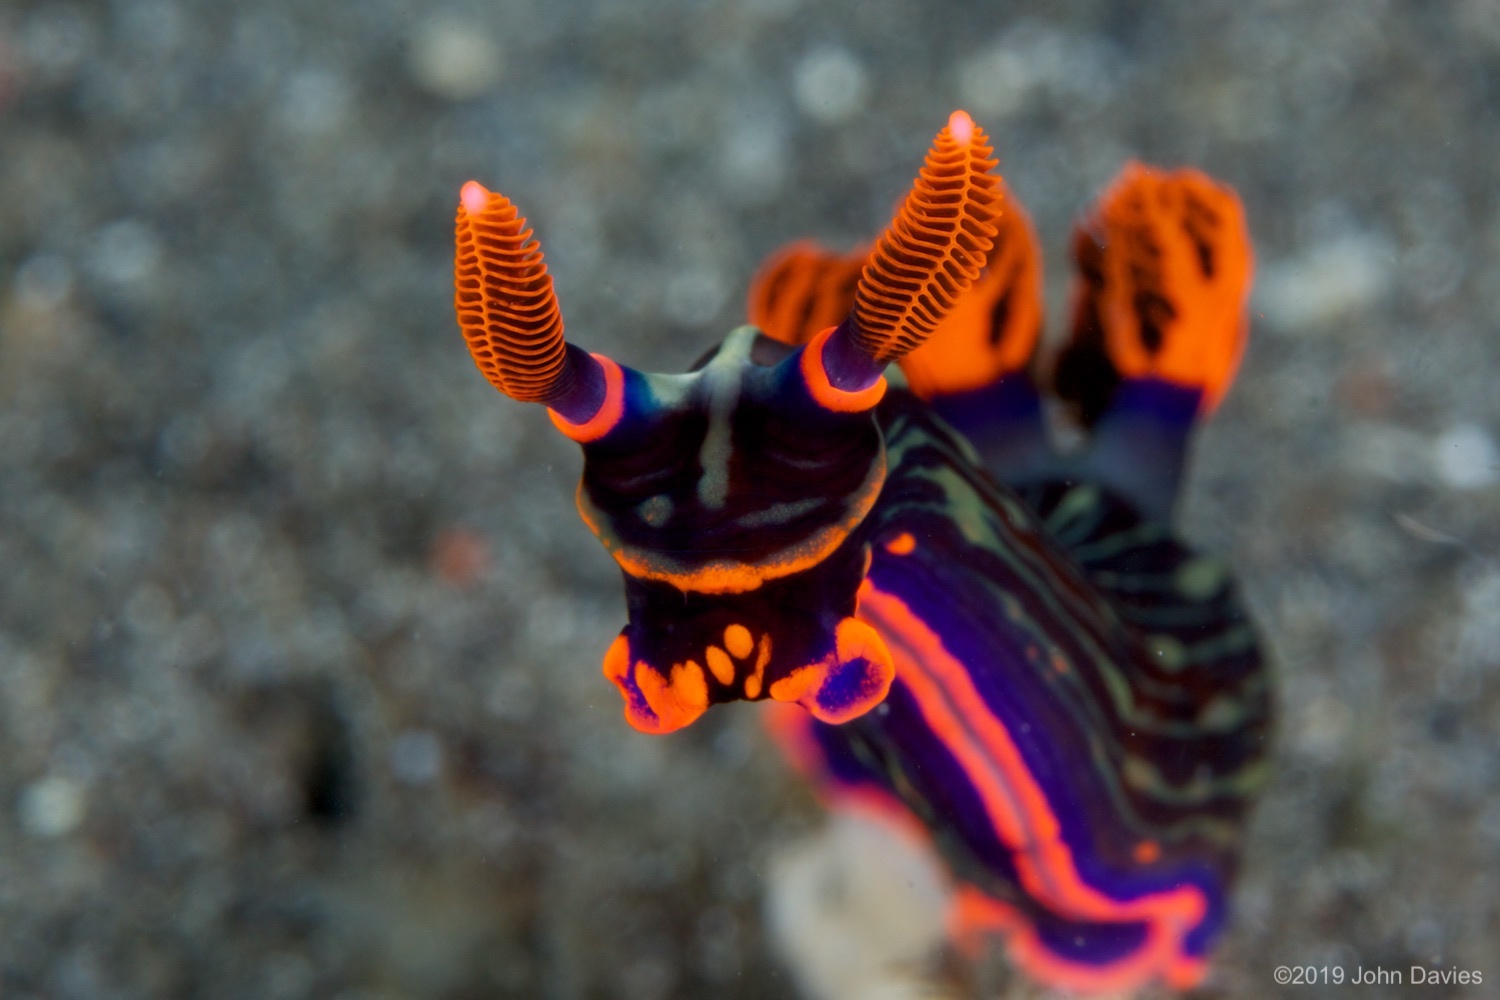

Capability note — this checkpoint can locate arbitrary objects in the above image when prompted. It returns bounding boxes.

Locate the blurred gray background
[2,0,1499,997]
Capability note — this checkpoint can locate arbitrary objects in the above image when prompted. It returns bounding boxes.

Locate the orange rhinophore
[745,180,1042,400]
[1070,163,1253,413]
[851,109,1004,364]
[453,180,570,402]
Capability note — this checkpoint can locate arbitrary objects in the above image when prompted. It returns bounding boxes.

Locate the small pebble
[390,729,442,785]
[793,47,868,124]
[1432,423,1499,490]
[11,254,74,310]
[18,776,87,838]
[90,220,162,287]
[407,18,502,100]
[1255,233,1394,331]
[957,40,1035,118]
[278,69,352,136]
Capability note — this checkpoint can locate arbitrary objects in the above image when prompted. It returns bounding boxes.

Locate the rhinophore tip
[460,179,490,217]
[948,109,974,145]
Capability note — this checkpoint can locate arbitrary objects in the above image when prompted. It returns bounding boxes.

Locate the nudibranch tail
[851,109,1004,364]
[454,181,570,402]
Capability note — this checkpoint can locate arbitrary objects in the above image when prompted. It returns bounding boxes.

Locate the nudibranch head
[574,324,895,733]
[453,111,1003,734]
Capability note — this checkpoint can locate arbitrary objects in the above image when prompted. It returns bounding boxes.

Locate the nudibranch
[452,111,1271,994]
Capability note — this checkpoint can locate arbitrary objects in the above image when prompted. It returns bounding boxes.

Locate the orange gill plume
[453,181,572,403]
[851,110,1004,363]
[1083,164,1253,414]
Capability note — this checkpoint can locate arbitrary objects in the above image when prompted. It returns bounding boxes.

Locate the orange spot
[603,636,664,733]
[705,645,736,686]
[884,532,916,555]
[898,179,1044,398]
[723,624,754,660]
[1074,162,1254,413]
[454,184,570,402]
[799,325,887,413]
[428,526,492,588]
[744,633,771,699]
[1134,840,1162,864]
[603,637,710,735]
[548,354,625,443]
[852,113,1003,364]
[676,661,709,707]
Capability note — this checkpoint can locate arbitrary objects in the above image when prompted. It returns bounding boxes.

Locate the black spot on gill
[758,260,795,320]
[986,258,1023,347]
[791,261,828,339]
[1182,194,1221,279]
[1190,236,1215,280]
[1072,230,1106,289]
[1132,289,1176,354]
[826,266,861,326]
